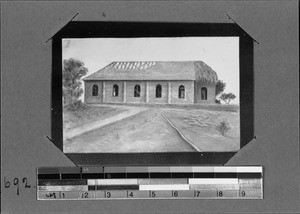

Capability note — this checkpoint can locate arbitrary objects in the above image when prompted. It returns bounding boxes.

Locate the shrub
[65,100,87,111]
[216,121,231,136]
[215,99,221,104]
[131,124,135,130]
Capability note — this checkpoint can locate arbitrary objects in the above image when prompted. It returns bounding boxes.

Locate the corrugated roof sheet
[83,61,218,82]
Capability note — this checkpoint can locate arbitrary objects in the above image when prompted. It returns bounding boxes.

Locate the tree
[219,93,236,104]
[215,80,226,96]
[63,58,88,110]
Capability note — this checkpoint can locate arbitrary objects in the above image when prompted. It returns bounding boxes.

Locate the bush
[65,100,87,111]
[216,121,231,136]
[215,99,221,104]
[131,124,135,130]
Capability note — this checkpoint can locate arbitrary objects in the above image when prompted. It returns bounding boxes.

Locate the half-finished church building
[83,61,218,104]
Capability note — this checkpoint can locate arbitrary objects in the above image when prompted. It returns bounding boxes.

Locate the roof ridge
[83,60,217,82]
[109,60,199,63]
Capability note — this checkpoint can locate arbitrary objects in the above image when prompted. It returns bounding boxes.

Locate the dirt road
[64,108,196,153]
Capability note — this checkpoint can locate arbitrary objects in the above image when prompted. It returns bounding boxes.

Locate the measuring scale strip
[37,189,262,200]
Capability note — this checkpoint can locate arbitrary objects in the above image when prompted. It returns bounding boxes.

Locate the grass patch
[162,108,240,151]
[94,102,239,112]
[63,105,127,131]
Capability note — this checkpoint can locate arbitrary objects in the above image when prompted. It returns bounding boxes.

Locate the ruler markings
[95,191,105,198]
[238,189,262,198]
[79,191,95,199]
[37,166,263,200]
[37,189,262,199]
[194,189,217,197]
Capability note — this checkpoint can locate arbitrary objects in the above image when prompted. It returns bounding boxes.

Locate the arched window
[134,84,141,97]
[113,84,119,97]
[201,87,207,100]
[92,84,98,96]
[156,84,162,98]
[178,85,185,99]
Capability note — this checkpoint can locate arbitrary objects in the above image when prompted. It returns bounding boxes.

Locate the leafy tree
[219,93,236,104]
[216,121,231,136]
[63,58,88,110]
[215,80,226,96]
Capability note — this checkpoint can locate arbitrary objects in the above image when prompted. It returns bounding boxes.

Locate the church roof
[83,61,218,83]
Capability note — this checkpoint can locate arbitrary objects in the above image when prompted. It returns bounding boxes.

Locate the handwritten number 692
[4,177,31,196]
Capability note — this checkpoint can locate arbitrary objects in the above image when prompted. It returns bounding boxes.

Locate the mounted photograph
[62,37,240,153]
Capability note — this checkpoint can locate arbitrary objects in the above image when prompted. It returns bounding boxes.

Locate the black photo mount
[51,21,254,166]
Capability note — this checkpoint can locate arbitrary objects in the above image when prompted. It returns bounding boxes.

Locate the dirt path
[160,111,201,152]
[64,105,148,140]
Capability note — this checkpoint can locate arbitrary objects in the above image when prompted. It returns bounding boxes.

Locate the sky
[62,37,239,104]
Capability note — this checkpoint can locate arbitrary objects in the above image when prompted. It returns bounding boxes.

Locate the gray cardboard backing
[1,1,299,213]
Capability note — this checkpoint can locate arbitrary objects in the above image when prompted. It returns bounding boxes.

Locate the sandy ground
[64,108,195,153]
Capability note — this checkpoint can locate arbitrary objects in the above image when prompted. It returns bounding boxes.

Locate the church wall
[84,81,103,103]
[170,81,194,104]
[194,81,216,104]
[84,80,216,104]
